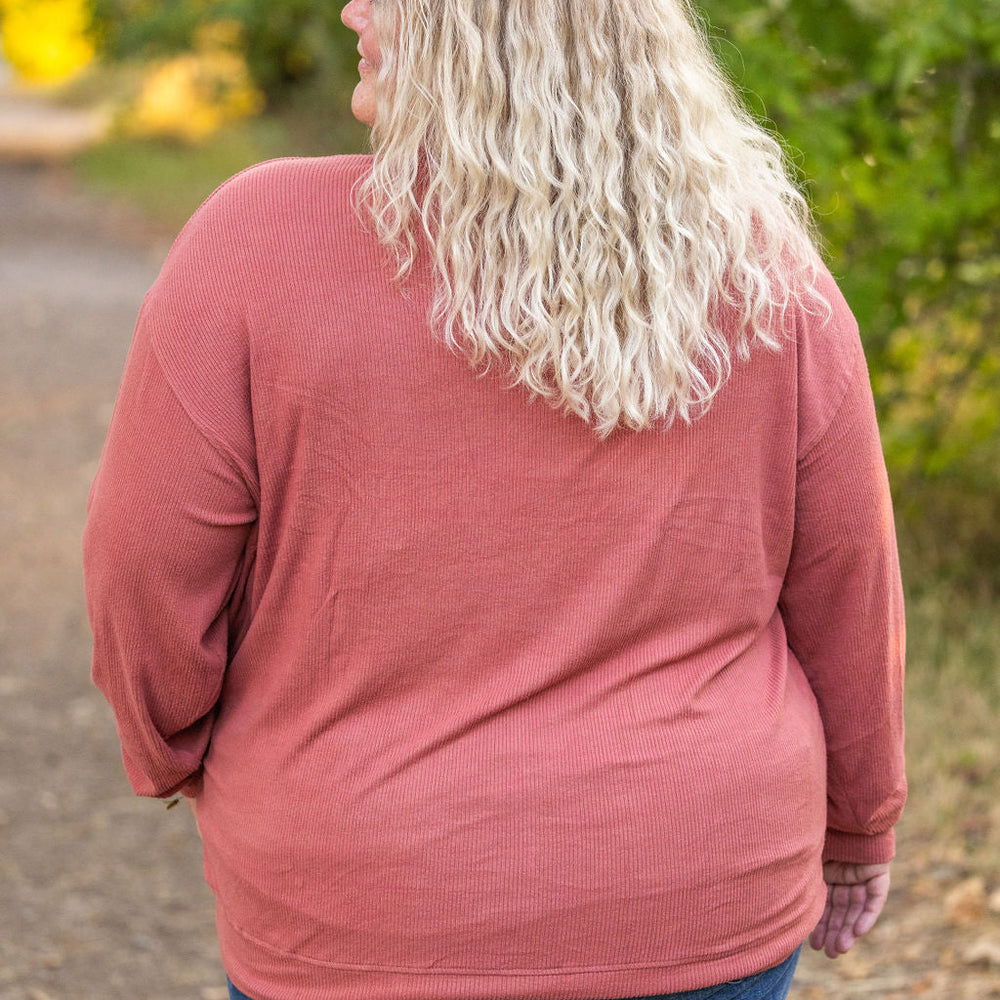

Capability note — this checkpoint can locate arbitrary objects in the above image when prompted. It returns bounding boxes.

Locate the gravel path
[1,161,997,1000]
[0,162,226,1000]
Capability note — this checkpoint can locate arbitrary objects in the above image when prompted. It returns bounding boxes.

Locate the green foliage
[698,0,1000,588]
[88,0,359,102]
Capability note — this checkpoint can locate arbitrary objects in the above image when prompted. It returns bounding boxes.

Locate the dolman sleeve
[83,172,260,798]
[778,266,907,865]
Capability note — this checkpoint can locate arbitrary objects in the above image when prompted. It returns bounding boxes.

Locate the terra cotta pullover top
[84,154,906,1000]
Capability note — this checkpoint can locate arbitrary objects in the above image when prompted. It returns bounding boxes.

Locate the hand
[809,861,891,958]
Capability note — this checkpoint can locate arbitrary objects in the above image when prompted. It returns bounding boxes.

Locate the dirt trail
[0,162,224,1000]
[0,161,997,1000]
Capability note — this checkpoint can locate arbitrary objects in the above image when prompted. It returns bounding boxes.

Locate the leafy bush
[122,20,264,142]
[698,0,1000,588]
[88,0,357,103]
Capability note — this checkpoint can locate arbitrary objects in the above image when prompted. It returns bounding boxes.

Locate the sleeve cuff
[822,827,896,865]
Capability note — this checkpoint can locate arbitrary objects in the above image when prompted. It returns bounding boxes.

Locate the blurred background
[0,1,997,998]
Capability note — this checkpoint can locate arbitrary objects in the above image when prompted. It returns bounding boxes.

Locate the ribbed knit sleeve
[778,272,907,864]
[83,176,260,798]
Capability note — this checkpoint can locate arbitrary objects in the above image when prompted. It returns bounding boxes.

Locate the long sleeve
[778,289,907,864]
[83,294,258,798]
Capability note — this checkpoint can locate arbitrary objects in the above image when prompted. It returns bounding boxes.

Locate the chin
[352,85,377,127]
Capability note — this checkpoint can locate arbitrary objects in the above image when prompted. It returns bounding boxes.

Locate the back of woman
[83,3,906,1000]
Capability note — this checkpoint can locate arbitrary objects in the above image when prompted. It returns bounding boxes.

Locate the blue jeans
[226,945,800,1000]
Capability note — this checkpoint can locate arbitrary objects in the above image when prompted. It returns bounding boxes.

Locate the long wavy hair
[352,0,827,436]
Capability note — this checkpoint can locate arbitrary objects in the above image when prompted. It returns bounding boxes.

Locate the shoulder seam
[141,298,261,505]
[797,342,869,469]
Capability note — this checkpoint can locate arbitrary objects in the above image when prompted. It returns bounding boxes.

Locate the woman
[83,1,906,999]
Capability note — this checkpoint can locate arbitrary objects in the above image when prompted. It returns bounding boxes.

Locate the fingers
[833,882,869,954]
[810,864,891,958]
[808,900,831,952]
[853,876,889,938]
[816,883,861,957]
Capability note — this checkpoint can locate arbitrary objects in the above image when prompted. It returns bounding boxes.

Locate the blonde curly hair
[352,0,826,436]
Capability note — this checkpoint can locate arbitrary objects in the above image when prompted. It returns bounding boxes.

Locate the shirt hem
[217,898,821,1000]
